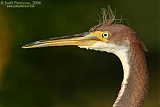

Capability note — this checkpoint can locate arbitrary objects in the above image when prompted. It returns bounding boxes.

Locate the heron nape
[22,7,149,107]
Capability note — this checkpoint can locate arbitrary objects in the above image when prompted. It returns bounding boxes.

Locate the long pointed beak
[22,32,101,48]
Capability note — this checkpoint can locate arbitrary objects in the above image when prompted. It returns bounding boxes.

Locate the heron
[22,7,149,107]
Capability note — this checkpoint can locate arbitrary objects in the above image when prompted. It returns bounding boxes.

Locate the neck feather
[113,45,149,107]
[79,42,149,107]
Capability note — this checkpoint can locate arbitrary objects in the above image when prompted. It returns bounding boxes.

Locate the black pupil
[103,33,108,37]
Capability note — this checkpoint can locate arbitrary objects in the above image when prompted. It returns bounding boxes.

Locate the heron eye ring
[102,32,109,38]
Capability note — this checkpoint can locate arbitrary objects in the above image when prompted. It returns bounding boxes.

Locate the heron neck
[113,46,149,107]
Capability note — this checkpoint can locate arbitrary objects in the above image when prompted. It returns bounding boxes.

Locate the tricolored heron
[22,7,149,107]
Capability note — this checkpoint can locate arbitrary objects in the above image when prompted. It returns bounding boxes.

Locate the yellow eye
[102,32,109,38]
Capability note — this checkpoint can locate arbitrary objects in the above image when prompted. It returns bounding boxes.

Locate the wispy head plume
[90,6,129,31]
[99,6,115,24]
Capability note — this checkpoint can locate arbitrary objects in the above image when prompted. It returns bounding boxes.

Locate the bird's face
[22,31,111,48]
[22,23,135,53]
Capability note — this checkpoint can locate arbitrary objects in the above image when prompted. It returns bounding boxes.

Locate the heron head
[22,5,147,54]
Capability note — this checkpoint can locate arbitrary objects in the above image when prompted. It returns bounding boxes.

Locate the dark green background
[0,0,159,107]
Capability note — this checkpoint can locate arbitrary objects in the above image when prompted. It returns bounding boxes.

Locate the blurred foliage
[0,0,159,107]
